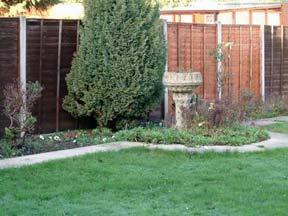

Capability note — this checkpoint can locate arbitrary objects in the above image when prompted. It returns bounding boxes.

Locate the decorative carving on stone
[163,72,203,129]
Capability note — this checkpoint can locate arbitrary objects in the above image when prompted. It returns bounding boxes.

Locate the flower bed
[0,124,269,159]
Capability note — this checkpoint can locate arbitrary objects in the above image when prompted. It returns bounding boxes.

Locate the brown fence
[1,18,287,135]
[167,23,262,114]
[0,18,161,135]
[0,18,19,136]
[26,19,81,133]
[0,18,95,135]
[265,25,288,98]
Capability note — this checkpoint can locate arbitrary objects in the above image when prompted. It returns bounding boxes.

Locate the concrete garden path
[0,116,288,170]
[245,115,288,126]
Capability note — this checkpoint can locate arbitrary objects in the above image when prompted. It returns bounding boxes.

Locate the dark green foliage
[63,0,166,128]
[114,125,269,146]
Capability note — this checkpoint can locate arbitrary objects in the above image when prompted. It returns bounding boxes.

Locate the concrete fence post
[216,21,222,100]
[260,25,265,102]
[163,20,169,119]
[56,20,63,132]
[19,16,27,131]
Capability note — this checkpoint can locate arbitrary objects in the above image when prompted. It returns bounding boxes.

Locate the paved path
[245,116,288,126]
[0,116,288,170]
[0,142,145,170]
[147,132,288,153]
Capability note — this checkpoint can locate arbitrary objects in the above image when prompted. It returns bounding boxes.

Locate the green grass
[264,121,288,134]
[0,148,287,215]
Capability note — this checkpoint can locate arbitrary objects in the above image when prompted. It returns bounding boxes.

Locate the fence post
[19,16,27,132]
[280,25,284,95]
[260,25,265,102]
[270,25,274,97]
[56,20,63,132]
[163,20,169,120]
[216,21,222,100]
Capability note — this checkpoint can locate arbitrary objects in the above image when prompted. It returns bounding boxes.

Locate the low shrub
[179,90,288,129]
[114,125,269,147]
[2,81,43,148]
[180,97,246,129]
[246,94,288,120]
[265,94,288,115]
[0,140,15,158]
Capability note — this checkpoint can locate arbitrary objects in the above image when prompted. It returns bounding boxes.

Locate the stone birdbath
[163,72,203,129]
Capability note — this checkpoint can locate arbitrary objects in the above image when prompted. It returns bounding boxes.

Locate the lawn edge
[1,131,288,170]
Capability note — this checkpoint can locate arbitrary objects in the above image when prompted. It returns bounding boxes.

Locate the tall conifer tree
[63,0,166,128]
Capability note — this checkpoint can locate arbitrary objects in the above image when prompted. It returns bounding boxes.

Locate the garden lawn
[0,148,287,215]
[264,121,288,134]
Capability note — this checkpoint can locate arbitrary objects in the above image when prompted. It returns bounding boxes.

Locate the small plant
[181,97,244,128]
[2,80,43,148]
[266,94,288,115]
[210,42,234,100]
[239,90,264,119]
[238,92,288,120]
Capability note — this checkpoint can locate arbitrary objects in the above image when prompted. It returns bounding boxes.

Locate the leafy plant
[266,94,288,115]
[63,0,166,129]
[2,80,43,148]
[210,42,234,101]
[113,125,269,146]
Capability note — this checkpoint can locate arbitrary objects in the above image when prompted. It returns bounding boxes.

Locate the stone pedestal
[173,92,192,129]
[163,72,203,129]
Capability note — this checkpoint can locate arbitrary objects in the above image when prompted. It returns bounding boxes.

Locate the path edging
[1,131,288,170]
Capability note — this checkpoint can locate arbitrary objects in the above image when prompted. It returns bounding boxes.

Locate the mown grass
[0,148,287,215]
[264,121,288,134]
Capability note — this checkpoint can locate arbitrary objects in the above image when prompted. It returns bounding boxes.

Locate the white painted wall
[181,15,193,23]
[236,11,250,24]
[267,12,280,26]
[252,11,265,25]
[218,12,233,24]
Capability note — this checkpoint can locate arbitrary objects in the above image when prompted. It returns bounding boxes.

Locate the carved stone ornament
[163,72,203,129]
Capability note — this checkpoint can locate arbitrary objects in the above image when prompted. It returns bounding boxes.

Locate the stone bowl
[163,72,203,93]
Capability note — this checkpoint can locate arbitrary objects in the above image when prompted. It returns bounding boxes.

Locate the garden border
[0,131,287,170]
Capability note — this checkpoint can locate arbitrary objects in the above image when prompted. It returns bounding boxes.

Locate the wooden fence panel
[0,18,19,136]
[26,19,79,133]
[222,25,261,99]
[167,22,261,115]
[283,27,288,95]
[167,23,217,114]
[59,21,79,131]
[265,25,288,98]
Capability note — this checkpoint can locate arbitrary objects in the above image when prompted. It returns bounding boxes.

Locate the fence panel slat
[0,18,19,136]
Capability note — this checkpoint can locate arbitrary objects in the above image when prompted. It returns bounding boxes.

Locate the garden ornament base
[163,72,203,129]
